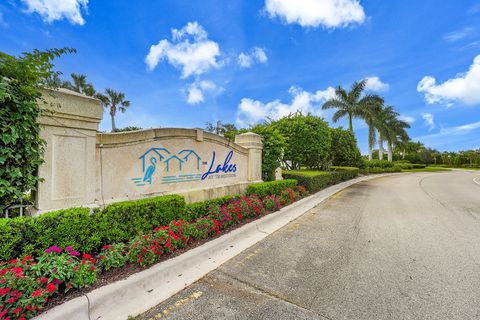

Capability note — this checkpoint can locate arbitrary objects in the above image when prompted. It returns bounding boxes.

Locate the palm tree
[358,96,384,160]
[322,80,382,132]
[384,117,410,162]
[96,89,131,132]
[63,73,97,97]
[374,106,401,161]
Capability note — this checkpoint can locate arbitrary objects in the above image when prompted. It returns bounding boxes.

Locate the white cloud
[236,86,335,126]
[421,113,435,131]
[264,0,366,28]
[186,80,223,104]
[145,22,221,78]
[417,55,480,105]
[21,0,88,25]
[364,76,389,91]
[238,47,268,68]
[415,120,480,147]
[399,115,415,124]
[444,27,474,42]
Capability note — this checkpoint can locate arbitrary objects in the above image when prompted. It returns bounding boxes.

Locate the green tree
[113,126,143,132]
[271,113,332,170]
[322,80,381,132]
[63,73,96,97]
[0,48,75,209]
[205,121,237,137]
[96,88,131,132]
[330,127,362,167]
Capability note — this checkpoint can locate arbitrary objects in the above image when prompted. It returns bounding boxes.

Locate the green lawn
[402,167,452,172]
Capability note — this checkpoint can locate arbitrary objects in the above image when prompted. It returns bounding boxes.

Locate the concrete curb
[35,173,397,320]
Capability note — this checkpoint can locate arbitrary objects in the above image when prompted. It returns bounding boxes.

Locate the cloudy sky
[1,0,480,153]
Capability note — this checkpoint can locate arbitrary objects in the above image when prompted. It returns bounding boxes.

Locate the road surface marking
[474,177,480,185]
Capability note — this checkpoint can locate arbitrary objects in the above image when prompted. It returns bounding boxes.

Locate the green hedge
[181,195,240,221]
[330,166,360,182]
[0,195,185,260]
[360,166,402,174]
[246,179,297,198]
[283,171,332,192]
[95,195,185,245]
[363,159,394,168]
[393,162,426,169]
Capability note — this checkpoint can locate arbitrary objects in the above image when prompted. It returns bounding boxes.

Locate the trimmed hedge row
[363,159,394,168]
[246,179,298,198]
[0,195,186,260]
[360,166,402,174]
[393,162,426,169]
[283,167,359,192]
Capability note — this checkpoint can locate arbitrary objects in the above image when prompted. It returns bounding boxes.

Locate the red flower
[89,265,95,271]
[0,287,11,296]
[46,283,56,293]
[12,307,22,314]
[237,213,243,220]
[32,288,42,298]
[102,245,112,250]
[82,253,92,259]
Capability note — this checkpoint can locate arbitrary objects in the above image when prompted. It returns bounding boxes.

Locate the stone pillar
[235,132,263,182]
[34,88,103,214]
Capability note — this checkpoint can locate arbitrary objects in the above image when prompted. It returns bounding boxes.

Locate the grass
[402,167,452,172]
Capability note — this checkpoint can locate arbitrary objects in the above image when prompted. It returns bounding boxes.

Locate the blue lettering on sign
[201,151,237,180]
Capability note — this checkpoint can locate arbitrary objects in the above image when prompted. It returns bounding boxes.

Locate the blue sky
[1,0,480,153]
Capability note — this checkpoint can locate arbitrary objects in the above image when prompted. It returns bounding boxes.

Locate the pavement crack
[216,269,334,320]
[255,225,269,235]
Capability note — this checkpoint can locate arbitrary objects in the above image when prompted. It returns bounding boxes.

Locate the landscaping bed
[0,180,307,320]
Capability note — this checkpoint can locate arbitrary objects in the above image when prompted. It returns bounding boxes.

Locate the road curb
[34,173,396,320]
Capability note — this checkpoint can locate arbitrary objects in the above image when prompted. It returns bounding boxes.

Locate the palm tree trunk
[379,133,384,160]
[348,113,353,132]
[387,142,393,162]
[110,112,116,132]
[368,124,374,161]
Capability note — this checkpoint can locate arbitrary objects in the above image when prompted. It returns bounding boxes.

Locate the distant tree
[113,126,143,132]
[96,89,131,132]
[63,73,97,97]
[322,80,381,132]
[205,121,237,136]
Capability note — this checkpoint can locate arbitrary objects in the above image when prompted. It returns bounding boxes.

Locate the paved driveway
[136,171,480,320]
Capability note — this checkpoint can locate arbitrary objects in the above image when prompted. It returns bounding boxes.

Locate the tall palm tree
[358,96,384,160]
[374,106,399,161]
[70,73,87,93]
[322,80,381,132]
[96,89,131,132]
[384,117,410,161]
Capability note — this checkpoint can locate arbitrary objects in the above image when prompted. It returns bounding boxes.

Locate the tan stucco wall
[35,88,103,213]
[34,89,263,213]
[95,129,262,205]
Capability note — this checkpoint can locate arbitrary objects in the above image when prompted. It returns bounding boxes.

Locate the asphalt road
[137,171,480,320]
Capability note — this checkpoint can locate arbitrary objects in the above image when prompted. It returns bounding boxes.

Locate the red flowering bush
[295,185,309,197]
[278,188,296,205]
[97,244,127,271]
[262,195,281,211]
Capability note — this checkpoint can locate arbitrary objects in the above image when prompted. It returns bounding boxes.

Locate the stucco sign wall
[96,128,262,204]
[34,89,262,213]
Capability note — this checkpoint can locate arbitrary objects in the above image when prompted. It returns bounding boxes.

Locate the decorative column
[34,88,103,214]
[235,132,263,182]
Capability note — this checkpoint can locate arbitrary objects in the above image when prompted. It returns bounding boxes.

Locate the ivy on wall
[0,48,75,209]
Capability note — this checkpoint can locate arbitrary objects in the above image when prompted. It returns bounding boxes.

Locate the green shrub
[246,180,297,198]
[330,166,360,181]
[96,194,185,245]
[181,195,240,221]
[0,195,185,261]
[330,128,362,167]
[361,166,402,174]
[283,171,332,192]
[363,159,394,168]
